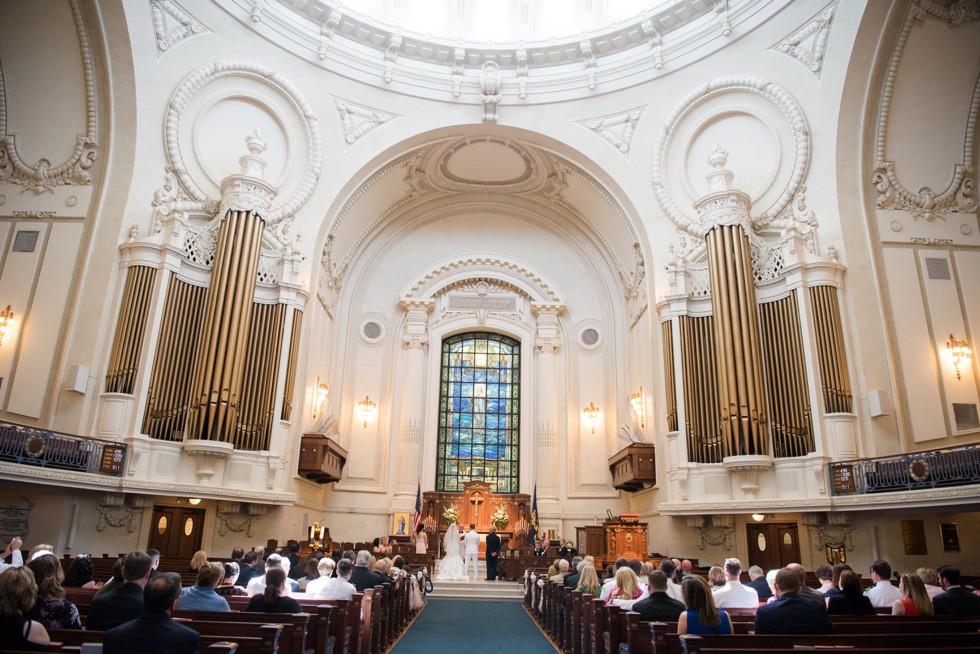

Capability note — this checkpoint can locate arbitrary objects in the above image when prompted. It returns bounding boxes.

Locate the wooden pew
[569,590,583,654]
[173,610,311,654]
[678,632,980,654]
[49,626,279,654]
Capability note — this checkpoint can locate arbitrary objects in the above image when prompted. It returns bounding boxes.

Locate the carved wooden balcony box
[608,443,656,492]
[299,434,348,484]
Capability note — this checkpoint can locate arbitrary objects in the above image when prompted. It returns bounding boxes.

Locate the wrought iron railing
[0,421,127,476]
[829,444,980,496]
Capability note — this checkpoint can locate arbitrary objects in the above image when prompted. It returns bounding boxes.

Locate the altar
[422,480,531,549]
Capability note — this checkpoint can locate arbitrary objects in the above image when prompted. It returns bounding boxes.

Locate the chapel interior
[0,0,978,577]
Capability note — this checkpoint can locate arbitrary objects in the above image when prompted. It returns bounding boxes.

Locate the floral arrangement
[491,504,509,529]
[443,505,459,525]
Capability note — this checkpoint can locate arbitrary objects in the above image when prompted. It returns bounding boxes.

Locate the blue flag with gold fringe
[529,484,539,545]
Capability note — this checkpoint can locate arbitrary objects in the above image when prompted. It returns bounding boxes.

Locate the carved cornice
[164,60,322,224]
[653,76,810,238]
[872,1,979,222]
[0,0,98,195]
[402,254,563,304]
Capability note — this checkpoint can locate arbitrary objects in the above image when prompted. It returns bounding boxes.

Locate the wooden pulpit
[604,512,647,560]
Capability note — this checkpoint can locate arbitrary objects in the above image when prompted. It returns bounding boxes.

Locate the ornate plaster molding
[332,97,395,146]
[0,0,98,195]
[772,3,836,77]
[150,0,210,56]
[872,2,979,222]
[578,107,645,157]
[653,76,810,238]
[216,511,258,537]
[95,505,143,533]
[164,60,323,224]
[686,514,735,550]
[402,254,564,304]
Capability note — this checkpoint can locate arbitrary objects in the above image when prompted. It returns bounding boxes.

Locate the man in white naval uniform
[463,524,481,581]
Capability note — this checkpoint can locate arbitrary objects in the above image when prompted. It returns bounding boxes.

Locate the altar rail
[829,444,980,496]
[0,420,127,476]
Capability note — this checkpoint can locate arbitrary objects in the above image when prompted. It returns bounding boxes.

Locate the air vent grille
[925,257,951,280]
[953,403,979,431]
[13,231,39,253]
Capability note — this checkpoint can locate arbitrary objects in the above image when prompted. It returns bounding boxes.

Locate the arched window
[436,332,520,493]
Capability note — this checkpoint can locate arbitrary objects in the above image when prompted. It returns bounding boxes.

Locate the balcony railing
[829,444,980,496]
[0,421,127,476]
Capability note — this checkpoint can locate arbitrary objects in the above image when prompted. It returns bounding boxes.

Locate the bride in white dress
[436,523,467,580]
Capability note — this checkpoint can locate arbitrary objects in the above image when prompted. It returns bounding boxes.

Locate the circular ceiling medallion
[435,137,538,191]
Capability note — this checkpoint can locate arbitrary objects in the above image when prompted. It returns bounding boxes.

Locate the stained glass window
[436,332,520,493]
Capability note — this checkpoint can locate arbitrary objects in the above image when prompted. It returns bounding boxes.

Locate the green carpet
[390,599,558,654]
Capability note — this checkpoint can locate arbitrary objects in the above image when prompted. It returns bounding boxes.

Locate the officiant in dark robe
[485,526,502,581]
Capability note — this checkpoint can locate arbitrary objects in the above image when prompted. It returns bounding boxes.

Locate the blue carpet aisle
[390,599,558,654]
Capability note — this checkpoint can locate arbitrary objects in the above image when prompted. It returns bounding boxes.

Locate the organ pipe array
[811,285,853,414]
[680,315,722,463]
[187,209,264,443]
[662,321,678,432]
[232,302,286,451]
[105,266,156,394]
[281,310,303,422]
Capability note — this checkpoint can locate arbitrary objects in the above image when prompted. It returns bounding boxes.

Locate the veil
[443,523,460,557]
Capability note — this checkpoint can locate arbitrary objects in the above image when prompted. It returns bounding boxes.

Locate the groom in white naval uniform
[463,524,481,581]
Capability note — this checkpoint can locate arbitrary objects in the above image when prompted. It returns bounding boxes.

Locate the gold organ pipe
[281,311,303,422]
[188,210,264,442]
[810,286,852,414]
[662,321,678,432]
[680,316,721,463]
[106,266,156,393]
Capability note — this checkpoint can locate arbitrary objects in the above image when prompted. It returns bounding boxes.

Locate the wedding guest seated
[305,558,336,596]
[678,575,733,635]
[746,565,773,601]
[312,559,357,600]
[246,553,298,596]
[104,573,198,654]
[892,572,933,616]
[576,565,602,596]
[633,570,686,622]
[286,543,303,580]
[712,557,758,610]
[564,556,584,588]
[825,563,852,598]
[297,558,320,591]
[246,568,302,614]
[188,550,209,574]
[215,562,248,596]
[660,558,686,604]
[707,565,726,592]
[0,536,24,573]
[917,567,943,599]
[550,559,570,582]
[827,571,875,616]
[94,556,126,598]
[237,550,261,588]
[28,545,55,561]
[0,566,52,652]
[864,560,902,608]
[815,564,835,595]
[599,558,630,602]
[26,552,81,629]
[350,550,388,591]
[389,556,408,580]
[179,562,230,611]
[755,567,833,634]
[373,558,395,583]
[788,563,826,604]
[933,565,980,615]
[62,554,102,589]
[87,551,153,631]
[605,567,643,607]
[147,549,161,579]
[374,536,393,558]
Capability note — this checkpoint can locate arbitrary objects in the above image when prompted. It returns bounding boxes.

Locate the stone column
[395,300,433,498]
[533,303,563,501]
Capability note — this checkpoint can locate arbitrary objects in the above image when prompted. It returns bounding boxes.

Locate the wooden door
[148,506,205,559]
[745,522,800,571]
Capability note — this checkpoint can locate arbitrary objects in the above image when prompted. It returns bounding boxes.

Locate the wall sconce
[945,334,972,380]
[188,498,202,506]
[583,402,600,433]
[313,377,330,420]
[358,395,376,428]
[0,305,13,347]
[751,513,765,522]
[628,387,645,428]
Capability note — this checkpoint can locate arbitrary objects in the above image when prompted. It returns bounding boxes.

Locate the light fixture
[358,395,376,428]
[945,334,972,380]
[751,513,765,522]
[188,498,202,505]
[313,377,330,419]
[583,402,600,433]
[0,305,13,347]
[629,387,645,428]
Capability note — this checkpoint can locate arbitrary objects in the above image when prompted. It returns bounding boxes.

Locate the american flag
[412,481,422,534]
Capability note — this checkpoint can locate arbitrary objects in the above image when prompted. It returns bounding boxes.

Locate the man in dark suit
[933,565,980,615]
[746,565,773,600]
[87,550,153,631]
[754,568,833,635]
[349,550,388,591]
[633,571,686,622]
[485,525,502,581]
[564,556,585,588]
[237,550,261,587]
[104,572,198,654]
